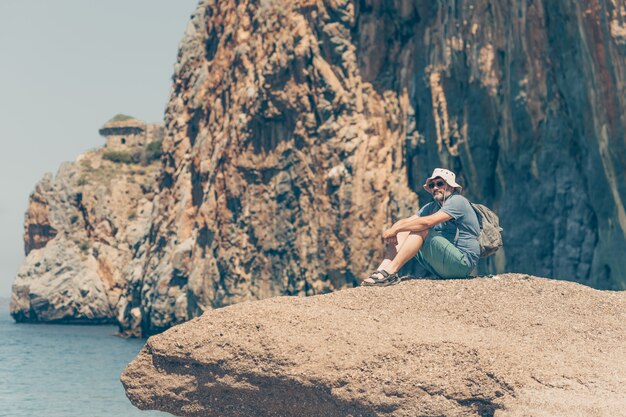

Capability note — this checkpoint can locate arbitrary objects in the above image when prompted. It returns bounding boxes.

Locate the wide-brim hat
[423,168,462,192]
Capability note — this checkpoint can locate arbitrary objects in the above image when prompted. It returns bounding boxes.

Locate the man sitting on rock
[362,168,480,286]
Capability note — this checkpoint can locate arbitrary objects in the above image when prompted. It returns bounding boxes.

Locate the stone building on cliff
[99,114,165,150]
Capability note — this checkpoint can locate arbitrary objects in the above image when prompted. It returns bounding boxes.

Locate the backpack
[470,203,503,257]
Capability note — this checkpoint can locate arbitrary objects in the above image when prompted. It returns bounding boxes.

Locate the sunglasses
[427,181,446,189]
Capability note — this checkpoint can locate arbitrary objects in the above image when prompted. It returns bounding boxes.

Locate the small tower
[99,114,148,150]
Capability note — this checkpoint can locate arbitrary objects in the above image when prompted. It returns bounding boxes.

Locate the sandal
[361,270,400,287]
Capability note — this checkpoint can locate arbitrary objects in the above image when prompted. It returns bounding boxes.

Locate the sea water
[0,298,169,417]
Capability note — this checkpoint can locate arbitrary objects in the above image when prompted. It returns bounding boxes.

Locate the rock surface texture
[10,150,160,323]
[122,274,626,417]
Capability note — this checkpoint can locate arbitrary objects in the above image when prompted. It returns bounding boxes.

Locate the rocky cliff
[10,149,160,323]
[122,275,626,416]
[118,0,626,335]
[117,0,420,336]
[12,0,626,334]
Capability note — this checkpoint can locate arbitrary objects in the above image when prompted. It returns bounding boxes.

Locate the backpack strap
[470,203,484,229]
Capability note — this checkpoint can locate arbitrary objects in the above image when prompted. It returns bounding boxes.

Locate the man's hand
[382,227,397,245]
[382,227,396,239]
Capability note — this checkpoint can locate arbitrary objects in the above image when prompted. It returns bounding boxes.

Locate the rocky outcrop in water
[121,274,626,416]
[10,147,160,323]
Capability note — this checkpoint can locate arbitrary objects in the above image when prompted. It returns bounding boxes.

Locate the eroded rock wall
[118,0,625,336]
[117,0,418,336]
[11,151,159,323]
[13,0,626,334]
[354,0,626,288]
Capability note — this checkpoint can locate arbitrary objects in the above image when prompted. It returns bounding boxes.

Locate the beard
[433,189,452,203]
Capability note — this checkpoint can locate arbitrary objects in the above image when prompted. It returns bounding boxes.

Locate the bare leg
[364,229,429,283]
[377,231,411,272]
[385,229,428,274]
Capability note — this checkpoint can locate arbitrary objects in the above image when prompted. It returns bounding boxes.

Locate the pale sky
[0,1,199,297]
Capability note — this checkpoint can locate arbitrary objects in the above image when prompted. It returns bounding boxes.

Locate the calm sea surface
[0,299,169,417]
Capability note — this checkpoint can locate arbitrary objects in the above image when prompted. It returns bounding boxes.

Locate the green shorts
[414,231,472,279]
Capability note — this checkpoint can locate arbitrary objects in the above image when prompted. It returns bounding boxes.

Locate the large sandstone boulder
[122,274,626,416]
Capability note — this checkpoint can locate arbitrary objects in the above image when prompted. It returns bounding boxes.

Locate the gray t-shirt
[417,194,481,269]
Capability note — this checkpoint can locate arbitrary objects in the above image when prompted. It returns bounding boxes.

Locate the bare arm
[383,210,453,239]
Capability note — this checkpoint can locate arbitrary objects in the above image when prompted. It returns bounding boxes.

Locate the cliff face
[357,0,626,286]
[117,0,625,335]
[12,0,626,334]
[362,0,626,288]
[10,150,159,323]
[121,275,626,416]
[116,0,418,336]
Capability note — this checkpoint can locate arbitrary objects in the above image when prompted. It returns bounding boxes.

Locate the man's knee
[399,230,428,249]
[396,231,411,242]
